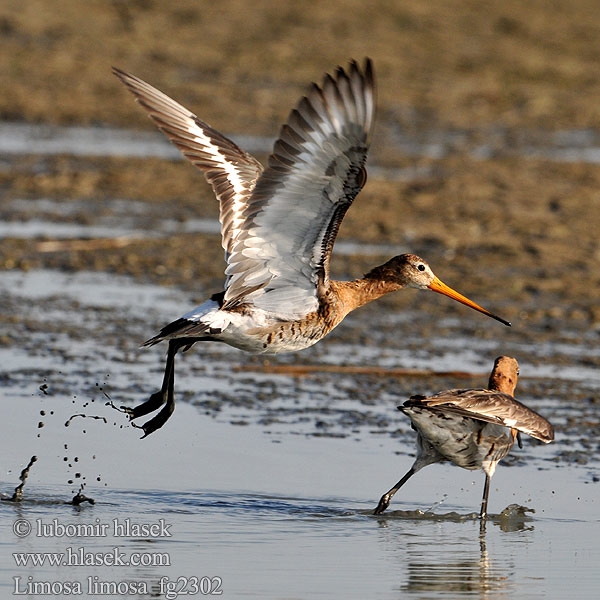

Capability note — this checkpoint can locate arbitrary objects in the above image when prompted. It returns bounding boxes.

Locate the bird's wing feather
[222,59,375,319]
[112,67,263,265]
[404,389,555,443]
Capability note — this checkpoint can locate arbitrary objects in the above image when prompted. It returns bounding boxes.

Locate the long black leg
[138,347,177,438]
[480,474,491,519]
[122,340,182,437]
[373,467,416,515]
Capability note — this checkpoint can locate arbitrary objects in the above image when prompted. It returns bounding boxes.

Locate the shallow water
[0,201,407,258]
[2,392,598,600]
[5,121,600,165]
[1,267,599,599]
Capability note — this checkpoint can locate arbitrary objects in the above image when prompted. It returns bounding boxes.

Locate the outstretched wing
[404,390,555,443]
[222,59,375,319]
[112,67,263,263]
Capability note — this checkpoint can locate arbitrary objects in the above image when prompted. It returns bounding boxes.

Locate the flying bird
[113,59,510,437]
[373,356,554,518]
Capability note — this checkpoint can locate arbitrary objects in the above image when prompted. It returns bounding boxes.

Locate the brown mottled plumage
[374,356,554,518]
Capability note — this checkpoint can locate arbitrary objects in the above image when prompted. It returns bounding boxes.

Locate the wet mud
[1,0,599,506]
[1,265,597,475]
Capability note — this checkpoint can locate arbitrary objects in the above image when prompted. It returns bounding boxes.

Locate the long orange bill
[427,276,511,326]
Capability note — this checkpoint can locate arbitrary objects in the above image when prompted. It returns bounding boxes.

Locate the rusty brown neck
[328,276,403,317]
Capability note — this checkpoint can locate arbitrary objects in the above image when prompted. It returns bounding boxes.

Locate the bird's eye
[417,264,426,272]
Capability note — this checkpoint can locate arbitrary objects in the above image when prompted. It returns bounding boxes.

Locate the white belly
[217,323,321,354]
[182,301,322,355]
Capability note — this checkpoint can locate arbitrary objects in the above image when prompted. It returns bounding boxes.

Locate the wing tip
[361,57,375,87]
[538,422,555,443]
[112,65,133,85]
[337,56,375,97]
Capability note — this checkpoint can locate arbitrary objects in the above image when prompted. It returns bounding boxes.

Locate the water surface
[1,268,598,599]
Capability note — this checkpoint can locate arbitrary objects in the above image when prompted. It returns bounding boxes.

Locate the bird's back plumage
[404,389,555,444]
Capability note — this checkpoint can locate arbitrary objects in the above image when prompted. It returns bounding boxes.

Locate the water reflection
[402,528,513,596]
[375,511,537,598]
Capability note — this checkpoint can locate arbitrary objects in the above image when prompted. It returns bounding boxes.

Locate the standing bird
[113,59,510,437]
[373,356,554,518]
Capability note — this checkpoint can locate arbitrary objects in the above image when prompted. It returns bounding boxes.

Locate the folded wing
[404,389,555,443]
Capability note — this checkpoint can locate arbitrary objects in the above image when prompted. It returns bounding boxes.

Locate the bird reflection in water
[398,518,533,596]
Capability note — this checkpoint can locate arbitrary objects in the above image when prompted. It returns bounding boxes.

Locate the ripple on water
[1,265,599,599]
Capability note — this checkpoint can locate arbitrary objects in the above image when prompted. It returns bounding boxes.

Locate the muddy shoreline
[1,0,599,476]
[1,1,599,331]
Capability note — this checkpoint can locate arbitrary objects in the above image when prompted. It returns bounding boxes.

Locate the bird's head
[488,356,519,394]
[371,254,511,326]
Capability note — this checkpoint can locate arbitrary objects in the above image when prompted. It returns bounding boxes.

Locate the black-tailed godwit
[373,356,554,518]
[113,60,510,436]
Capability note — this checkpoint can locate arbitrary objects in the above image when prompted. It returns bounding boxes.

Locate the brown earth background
[1,0,599,338]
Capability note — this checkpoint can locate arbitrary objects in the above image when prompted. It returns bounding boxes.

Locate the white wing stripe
[113,67,263,272]
[187,125,247,197]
